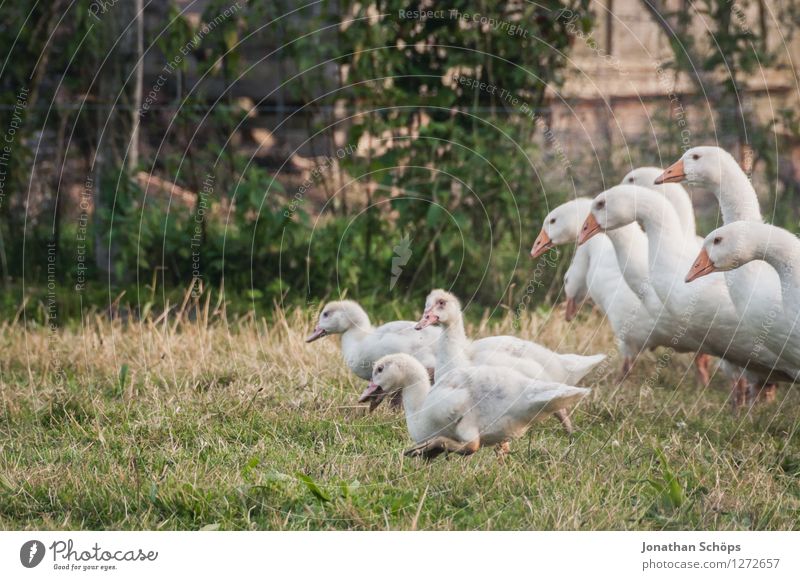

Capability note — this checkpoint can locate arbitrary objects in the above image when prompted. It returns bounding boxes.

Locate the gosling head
[686,222,755,282]
[358,353,426,411]
[306,300,368,342]
[415,289,462,330]
[532,198,592,258]
[655,146,735,188]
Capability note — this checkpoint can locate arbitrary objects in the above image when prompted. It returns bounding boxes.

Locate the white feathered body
[404,365,589,447]
[341,321,441,379]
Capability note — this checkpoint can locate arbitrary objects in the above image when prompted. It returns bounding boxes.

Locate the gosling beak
[655,159,686,184]
[414,310,439,330]
[565,297,579,322]
[578,213,602,245]
[531,229,554,258]
[358,381,386,412]
[305,326,327,343]
[685,248,716,282]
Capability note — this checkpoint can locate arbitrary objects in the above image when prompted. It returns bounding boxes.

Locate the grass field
[1,299,799,530]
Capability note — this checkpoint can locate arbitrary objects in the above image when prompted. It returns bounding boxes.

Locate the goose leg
[731,376,749,412]
[749,382,777,405]
[619,356,634,381]
[495,440,511,461]
[761,383,777,403]
[553,409,574,435]
[695,353,712,387]
[404,437,480,460]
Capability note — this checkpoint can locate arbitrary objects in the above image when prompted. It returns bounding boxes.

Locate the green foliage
[646,449,686,511]
[0,1,587,317]
[296,473,332,503]
[7,1,798,318]
[275,0,588,305]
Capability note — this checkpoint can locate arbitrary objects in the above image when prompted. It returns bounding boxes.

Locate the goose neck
[401,369,431,418]
[715,164,762,223]
[604,225,650,296]
[633,193,691,277]
[662,185,697,239]
[754,227,800,290]
[340,324,372,355]
[436,318,472,372]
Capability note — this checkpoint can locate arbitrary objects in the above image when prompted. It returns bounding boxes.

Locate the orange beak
[531,229,554,258]
[655,159,686,184]
[685,248,716,282]
[564,297,579,322]
[578,213,602,245]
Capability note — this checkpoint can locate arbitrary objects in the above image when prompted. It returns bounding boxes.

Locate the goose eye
[713,236,722,245]
[549,218,556,224]
[322,312,329,318]
[692,154,700,160]
[596,200,606,209]
[628,177,634,183]
[376,365,384,373]
[437,299,446,307]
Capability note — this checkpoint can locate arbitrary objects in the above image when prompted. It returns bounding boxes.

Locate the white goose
[413,289,603,433]
[306,300,440,381]
[533,198,710,382]
[658,146,786,400]
[359,353,589,459]
[579,185,799,403]
[657,147,785,332]
[687,221,800,379]
[414,289,605,386]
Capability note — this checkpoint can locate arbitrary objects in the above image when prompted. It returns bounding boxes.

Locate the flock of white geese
[306,145,800,460]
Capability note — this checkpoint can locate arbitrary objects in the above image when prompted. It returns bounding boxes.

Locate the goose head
[624,165,697,238]
[358,353,425,411]
[578,187,637,245]
[531,198,593,258]
[686,222,756,282]
[621,166,664,187]
[306,300,369,342]
[415,289,462,330]
[656,146,735,188]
